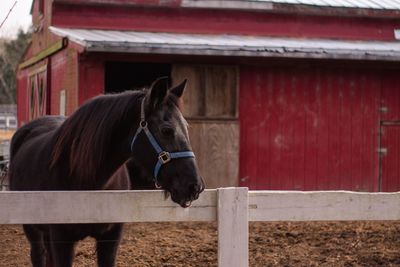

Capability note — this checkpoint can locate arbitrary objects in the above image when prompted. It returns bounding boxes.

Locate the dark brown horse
[8,77,204,267]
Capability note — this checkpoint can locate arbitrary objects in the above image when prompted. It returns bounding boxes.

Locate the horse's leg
[49,226,76,267]
[95,223,123,267]
[23,225,46,267]
[43,233,54,267]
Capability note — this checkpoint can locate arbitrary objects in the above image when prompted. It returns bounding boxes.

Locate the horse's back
[9,116,65,190]
[10,116,65,160]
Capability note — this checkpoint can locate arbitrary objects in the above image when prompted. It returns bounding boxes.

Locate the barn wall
[381,70,400,121]
[30,0,59,55]
[379,69,400,191]
[16,69,29,126]
[52,4,400,41]
[239,65,382,191]
[50,48,79,116]
[78,57,104,105]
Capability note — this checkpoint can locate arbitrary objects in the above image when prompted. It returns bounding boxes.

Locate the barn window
[172,65,238,119]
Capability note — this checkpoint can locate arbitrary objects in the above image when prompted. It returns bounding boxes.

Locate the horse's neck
[125,159,156,190]
[95,111,141,189]
[103,164,131,190]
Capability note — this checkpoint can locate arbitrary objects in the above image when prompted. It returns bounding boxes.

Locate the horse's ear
[147,76,169,109]
[170,79,187,98]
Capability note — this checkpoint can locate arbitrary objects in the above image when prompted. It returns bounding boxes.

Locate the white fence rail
[1,188,400,266]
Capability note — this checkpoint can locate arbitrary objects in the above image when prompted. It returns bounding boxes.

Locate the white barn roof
[50,27,400,61]
[182,0,400,10]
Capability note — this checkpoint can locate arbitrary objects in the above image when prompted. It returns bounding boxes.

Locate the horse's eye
[161,127,174,137]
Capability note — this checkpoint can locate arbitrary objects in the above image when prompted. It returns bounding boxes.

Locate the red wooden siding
[239,66,382,191]
[78,57,104,105]
[380,126,400,192]
[379,70,400,191]
[16,70,29,126]
[50,48,79,115]
[381,70,400,121]
[52,4,400,41]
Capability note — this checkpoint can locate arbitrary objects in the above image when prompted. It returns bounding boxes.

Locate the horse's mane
[51,90,144,185]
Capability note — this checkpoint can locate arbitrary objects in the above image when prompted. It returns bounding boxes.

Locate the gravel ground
[1,221,400,266]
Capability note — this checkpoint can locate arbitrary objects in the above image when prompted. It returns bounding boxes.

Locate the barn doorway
[105,62,171,93]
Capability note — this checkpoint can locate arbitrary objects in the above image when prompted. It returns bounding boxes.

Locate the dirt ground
[1,221,400,267]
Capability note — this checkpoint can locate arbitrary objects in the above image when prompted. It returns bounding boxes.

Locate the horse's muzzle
[177,176,205,208]
[168,176,204,208]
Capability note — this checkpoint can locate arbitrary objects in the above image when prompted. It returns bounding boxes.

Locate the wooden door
[379,70,400,191]
[380,124,400,192]
[239,65,381,191]
[171,64,239,188]
[29,68,48,120]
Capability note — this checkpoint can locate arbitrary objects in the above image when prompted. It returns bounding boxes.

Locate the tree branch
[0,1,18,29]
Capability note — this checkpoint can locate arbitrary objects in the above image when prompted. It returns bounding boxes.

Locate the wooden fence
[1,188,400,266]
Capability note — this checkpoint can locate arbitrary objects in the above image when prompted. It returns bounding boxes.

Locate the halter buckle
[159,151,171,164]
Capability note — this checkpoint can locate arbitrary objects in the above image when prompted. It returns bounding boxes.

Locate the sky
[0,0,33,39]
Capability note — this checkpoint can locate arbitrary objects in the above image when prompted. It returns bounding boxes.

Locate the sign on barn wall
[172,65,239,188]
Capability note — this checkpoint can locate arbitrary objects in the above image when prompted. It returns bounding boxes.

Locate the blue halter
[130,98,195,184]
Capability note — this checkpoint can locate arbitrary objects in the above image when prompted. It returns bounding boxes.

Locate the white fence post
[217,187,248,267]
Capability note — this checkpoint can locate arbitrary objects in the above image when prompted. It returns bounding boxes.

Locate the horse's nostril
[189,183,198,192]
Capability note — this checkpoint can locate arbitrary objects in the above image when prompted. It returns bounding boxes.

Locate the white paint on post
[249,190,400,221]
[217,187,248,267]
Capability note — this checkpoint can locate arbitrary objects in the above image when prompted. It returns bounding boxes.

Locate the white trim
[182,0,273,10]
[181,0,400,11]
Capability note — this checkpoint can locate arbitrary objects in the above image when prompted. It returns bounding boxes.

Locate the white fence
[1,188,400,266]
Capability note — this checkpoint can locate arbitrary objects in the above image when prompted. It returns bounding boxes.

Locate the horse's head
[130,77,204,207]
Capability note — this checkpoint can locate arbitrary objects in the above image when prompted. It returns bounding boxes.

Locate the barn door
[379,70,400,192]
[29,66,48,121]
[171,64,239,189]
[379,124,400,192]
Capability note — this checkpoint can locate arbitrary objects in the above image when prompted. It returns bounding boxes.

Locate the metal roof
[182,0,400,10]
[260,0,400,9]
[50,27,400,61]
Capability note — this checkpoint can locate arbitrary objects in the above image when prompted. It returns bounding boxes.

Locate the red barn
[17,0,400,191]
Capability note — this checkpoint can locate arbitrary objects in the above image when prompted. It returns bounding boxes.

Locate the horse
[8,77,205,267]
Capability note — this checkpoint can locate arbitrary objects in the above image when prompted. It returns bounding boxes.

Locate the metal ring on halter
[140,121,147,128]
